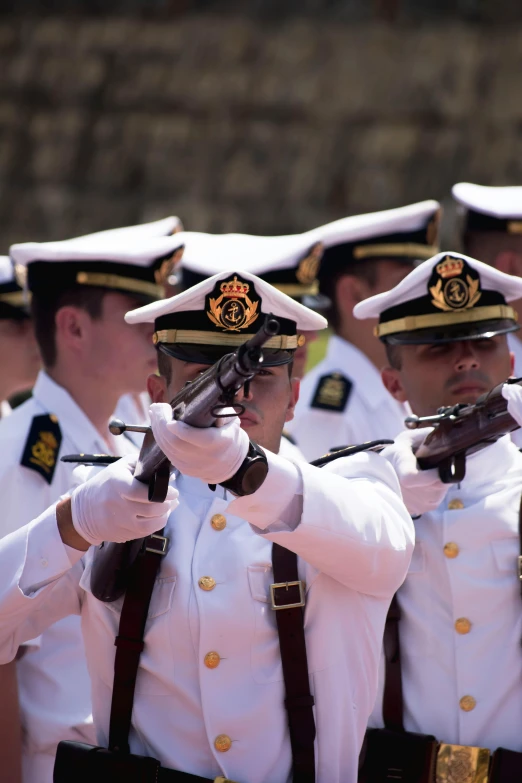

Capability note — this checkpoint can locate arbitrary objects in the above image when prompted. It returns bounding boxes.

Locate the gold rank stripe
[0,290,26,306]
[153,329,302,350]
[353,242,439,260]
[376,304,517,338]
[275,281,319,297]
[76,271,163,299]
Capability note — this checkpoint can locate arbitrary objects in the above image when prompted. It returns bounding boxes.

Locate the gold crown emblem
[219,276,250,297]
[436,256,464,279]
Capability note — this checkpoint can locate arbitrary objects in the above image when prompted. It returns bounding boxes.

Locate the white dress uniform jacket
[287,336,408,461]
[0,451,413,783]
[0,370,136,783]
[508,332,522,448]
[370,436,522,752]
[1,399,11,418]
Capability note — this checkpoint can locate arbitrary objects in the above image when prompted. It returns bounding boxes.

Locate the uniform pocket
[491,537,518,575]
[247,564,284,684]
[79,558,177,620]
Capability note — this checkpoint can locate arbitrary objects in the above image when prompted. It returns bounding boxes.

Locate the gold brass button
[444,542,460,559]
[198,576,216,591]
[455,618,471,635]
[204,651,221,669]
[459,695,476,712]
[211,513,227,531]
[448,498,464,510]
[214,734,232,752]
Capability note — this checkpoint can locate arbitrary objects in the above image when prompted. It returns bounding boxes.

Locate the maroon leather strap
[272,543,316,783]
[382,594,404,732]
[108,531,167,753]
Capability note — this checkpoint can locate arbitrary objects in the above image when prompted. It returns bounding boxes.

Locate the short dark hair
[322,260,381,331]
[385,342,403,370]
[157,348,172,385]
[31,286,105,368]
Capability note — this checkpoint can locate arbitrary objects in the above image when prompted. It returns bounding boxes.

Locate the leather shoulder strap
[382,594,404,732]
[108,531,168,753]
[271,543,316,783]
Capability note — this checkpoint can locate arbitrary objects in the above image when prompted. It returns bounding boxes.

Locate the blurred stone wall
[0,14,521,248]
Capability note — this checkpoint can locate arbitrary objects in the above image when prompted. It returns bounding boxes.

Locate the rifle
[89,315,280,601]
[405,377,522,483]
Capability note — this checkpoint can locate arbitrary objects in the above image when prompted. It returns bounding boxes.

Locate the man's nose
[234,383,253,403]
[455,342,479,371]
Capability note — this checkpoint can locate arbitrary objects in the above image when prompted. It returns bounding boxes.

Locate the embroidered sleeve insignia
[21,414,62,484]
[310,373,352,412]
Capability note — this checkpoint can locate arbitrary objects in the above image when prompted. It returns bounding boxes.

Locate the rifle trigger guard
[437,452,466,484]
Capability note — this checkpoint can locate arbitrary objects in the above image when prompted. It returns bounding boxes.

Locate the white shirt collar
[32,370,130,455]
[326,335,397,409]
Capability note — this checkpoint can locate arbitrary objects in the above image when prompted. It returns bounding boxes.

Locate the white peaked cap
[126,268,327,332]
[179,231,321,277]
[10,234,185,300]
[11,235,185,268]
[354,251,522,344]
[305,199,441,250]
[61,216,183,247]
[452,183,522,219]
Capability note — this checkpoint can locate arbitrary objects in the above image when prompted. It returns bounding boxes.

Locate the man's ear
[148,373,168,403]
[381,366,408,403]
[336,274,371,313]
[284,377,300,423]
[494,250,522,277]
[54,306,89,355]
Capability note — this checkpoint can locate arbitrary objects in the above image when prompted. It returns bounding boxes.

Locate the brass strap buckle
[145,534,169,556]
[214,777,240,783]
[270,580,306,610]
[436,743,490,782]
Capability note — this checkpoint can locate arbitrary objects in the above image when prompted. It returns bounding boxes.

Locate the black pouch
[490,746,522,783]
[54,741,161,783]
[358,727,438,783]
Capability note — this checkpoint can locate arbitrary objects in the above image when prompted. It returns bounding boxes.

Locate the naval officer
[355,251,522,781]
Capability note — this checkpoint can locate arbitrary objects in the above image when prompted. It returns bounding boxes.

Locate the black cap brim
[158,343,295,366]
[383,319,519,345]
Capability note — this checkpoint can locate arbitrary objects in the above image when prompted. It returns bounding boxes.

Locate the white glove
[381,428,449,516]
[70,455,179,546]
[502,383,522,427]
[149,402,250,484]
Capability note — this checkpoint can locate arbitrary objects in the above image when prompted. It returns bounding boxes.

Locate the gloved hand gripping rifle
[84,315,280,601]
[405,377,522,483]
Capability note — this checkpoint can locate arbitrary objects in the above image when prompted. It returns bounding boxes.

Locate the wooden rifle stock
[406,377,522,483]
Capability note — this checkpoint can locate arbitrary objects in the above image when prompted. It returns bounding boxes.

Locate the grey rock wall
[0,15,521,248]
